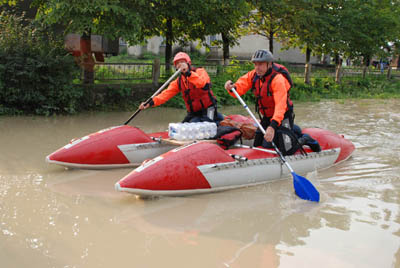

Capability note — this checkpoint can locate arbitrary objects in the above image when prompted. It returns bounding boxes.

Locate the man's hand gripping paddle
[229,86,320,202]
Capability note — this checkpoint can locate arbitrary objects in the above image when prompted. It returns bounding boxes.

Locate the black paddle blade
[292,172,320,202]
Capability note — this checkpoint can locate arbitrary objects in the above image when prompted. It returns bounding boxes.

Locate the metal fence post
[152,58,160,87]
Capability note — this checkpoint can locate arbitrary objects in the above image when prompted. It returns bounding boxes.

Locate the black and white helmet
[251,49,274,62]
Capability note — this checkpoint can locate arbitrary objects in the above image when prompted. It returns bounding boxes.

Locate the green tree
[1,0,148,83]
[195,0,250,65]
[32,0,145,43]
[339,0,400,78]
[139,0,250,69]
[1,0,147,44]
[3,0,252,69]
[281,0,400,82]
[280,0,341,84]
[138,0,195,72]
[0,0,37,18]
[247,0,291,54]
[30,0,147,83]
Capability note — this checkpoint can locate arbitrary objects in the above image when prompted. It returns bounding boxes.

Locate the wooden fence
[82,59,220,85]
[81,59,400,84]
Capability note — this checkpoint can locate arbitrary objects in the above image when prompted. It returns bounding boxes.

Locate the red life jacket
[178,67,216,113]
[252,63,293,118]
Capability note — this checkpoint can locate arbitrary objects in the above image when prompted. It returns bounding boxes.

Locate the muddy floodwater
[0,99,399,268]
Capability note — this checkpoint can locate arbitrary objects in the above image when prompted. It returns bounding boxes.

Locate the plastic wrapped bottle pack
[168,122,217,141]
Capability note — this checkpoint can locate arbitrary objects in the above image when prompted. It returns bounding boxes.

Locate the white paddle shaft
[230,87,294,173]
[149,69,181,99]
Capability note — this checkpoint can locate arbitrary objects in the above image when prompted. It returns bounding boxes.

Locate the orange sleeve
[152,78,180,107]
[152,68,210,107]
[270,74,291,125]
[228,70,256,98]
[186,68,210,88]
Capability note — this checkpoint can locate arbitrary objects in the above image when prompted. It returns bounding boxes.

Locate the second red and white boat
[115,128,355,197]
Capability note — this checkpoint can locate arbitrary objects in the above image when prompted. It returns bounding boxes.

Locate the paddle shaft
[124,69,181,125]
[230,87,294,173]
[230,87,320,202]
[234,144,277,155]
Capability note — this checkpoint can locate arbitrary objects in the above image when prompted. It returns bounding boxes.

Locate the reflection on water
[0,100,399,268]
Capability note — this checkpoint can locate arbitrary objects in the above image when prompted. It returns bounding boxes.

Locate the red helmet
[173,52,191,66]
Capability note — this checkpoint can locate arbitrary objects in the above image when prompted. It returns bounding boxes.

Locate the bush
[0,11,81,115]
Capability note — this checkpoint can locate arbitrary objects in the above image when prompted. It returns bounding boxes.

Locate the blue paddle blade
[292,172,320,202]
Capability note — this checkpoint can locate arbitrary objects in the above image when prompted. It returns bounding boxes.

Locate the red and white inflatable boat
[46,115,254,169]
[115,128,355,197]
[46,126,177,169]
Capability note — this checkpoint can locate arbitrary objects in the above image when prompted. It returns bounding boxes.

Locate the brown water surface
[0,99,399,268]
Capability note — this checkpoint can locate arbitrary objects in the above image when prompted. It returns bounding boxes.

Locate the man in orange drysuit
[225,49,320,155]
[140,52,224,124]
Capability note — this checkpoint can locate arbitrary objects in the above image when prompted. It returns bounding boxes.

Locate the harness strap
[252,64,294,119]
[178,68,215,113]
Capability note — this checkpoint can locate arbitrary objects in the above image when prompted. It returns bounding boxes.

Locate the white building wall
[128,36,194,56]
[147,36,163,54]
[230,34,320,64]
[127,45,144,56]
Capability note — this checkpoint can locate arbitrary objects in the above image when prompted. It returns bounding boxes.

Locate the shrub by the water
[0,11,80,115]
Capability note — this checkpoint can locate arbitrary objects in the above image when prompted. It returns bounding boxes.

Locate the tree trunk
[362,66,367,79]
[165,18,173,73]
[81,31,94,84]
[304,47,311,84]
[269,31,274,54]
[362,55,370,79]
[387,66,392,80]
[221,32,230,66]
[335,54,342,84]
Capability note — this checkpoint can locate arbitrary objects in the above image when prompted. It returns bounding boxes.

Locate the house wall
[228,34,320,63]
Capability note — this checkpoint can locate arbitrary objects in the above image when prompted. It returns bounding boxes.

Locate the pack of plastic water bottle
[168,122,217,140]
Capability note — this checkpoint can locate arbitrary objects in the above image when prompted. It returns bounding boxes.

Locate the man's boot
[298,134,321,152]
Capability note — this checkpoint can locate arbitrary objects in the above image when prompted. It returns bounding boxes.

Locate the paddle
[229,86,320,202]
[234,144,277,155]
[124,69,181,125]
